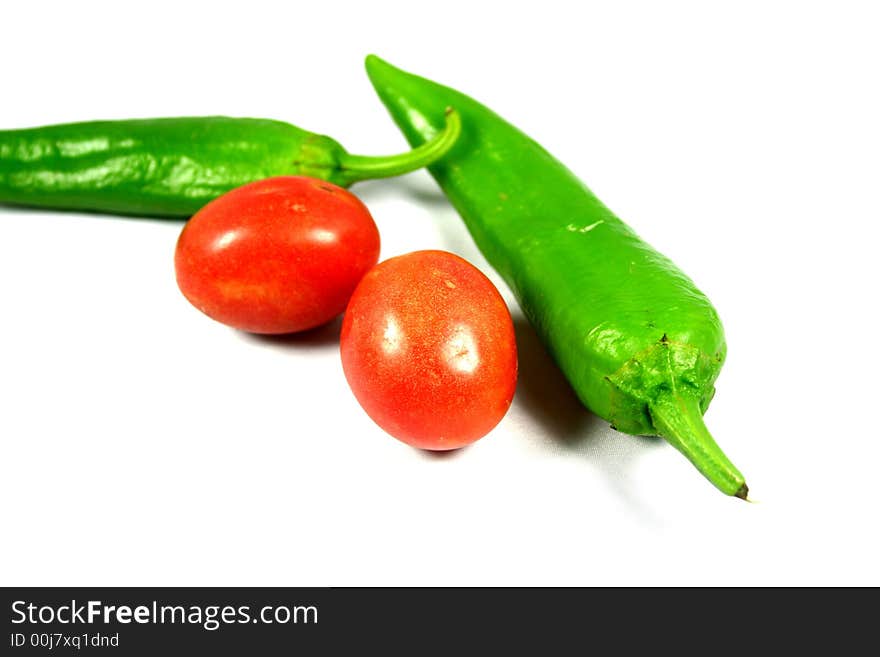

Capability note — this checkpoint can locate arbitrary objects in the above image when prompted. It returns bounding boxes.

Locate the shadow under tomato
[418,448,466,461]
[240,316,343,348]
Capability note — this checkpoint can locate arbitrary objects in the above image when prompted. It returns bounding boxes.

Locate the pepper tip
[365,53,392,78]
[734,483,750,501]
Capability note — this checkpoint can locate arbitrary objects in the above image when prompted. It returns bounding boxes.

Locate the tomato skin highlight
[340,250,517,450]
[174,176,380,334]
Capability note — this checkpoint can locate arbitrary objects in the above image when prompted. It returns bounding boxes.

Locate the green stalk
[335,108,461,186]
[650,392,748,499]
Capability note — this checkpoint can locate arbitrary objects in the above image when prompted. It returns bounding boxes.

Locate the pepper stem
[336,107,461,185]
[649,391,748,499]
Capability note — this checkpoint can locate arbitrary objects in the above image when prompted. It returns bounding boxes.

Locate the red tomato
[175,176,380,334]
[340,250,517,450]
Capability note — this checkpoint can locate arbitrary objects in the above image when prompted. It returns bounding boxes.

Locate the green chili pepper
[0,111,461,217]
[366,55,748,499]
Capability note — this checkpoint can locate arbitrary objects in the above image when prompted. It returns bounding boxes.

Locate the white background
[1,1,878,586]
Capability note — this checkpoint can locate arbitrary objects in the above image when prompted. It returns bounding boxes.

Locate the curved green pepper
[366,55,748,499]
[0,111,461,217]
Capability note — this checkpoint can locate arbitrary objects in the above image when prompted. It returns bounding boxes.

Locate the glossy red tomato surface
[175,176,380,334]
[340,250,517,450]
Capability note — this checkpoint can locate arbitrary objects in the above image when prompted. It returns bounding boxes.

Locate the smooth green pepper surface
[0,112,460,217]
[366,56,747,498]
